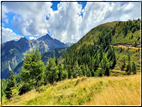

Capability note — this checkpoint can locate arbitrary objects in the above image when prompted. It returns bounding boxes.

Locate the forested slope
[61,19,140,77]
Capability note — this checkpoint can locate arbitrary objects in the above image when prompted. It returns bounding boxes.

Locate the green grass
[2,74,141,105]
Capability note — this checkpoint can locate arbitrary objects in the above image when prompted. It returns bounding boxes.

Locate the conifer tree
[63,69,68,80]
[131,61,137,74]
[126,53,131,75]
[5,71,16,99]
[100,55,110,76]
[21,48,45,89]
[86,65,91,77]
[58,63,64,81]
[121,56,126,71]
[82,64,86,76]
[46,58,59,85]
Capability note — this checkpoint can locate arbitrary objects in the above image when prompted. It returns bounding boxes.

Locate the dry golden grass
[85,75,141,105]
[2,74,141,105]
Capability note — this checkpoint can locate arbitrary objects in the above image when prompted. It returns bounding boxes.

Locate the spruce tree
[58,63,63,81]
[63,69,68,80]
[126,53,131,75]
[131,61,137,74]
[82,64,86,76]
[100,55,110,76]
[21,48,45,89]
[5,71,16,99]
[121,56,126,71]
[46,58,59,85]
[86,65,91,77]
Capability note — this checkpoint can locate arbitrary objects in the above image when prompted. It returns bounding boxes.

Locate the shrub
[19,83,31,95]
[36,87,46,93]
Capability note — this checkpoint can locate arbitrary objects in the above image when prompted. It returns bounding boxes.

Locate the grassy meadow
[2,73,141,105]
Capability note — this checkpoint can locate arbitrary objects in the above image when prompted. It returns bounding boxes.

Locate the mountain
[2,39,26,79]
[2,34,67,79]
[30,34,66,53]
[61,19,140,76]
[65,42,74,47]
[41,47,68,65]
[13,47,68,75]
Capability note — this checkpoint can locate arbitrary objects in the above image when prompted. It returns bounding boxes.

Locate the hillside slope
[61,19,140,74]
[2,74,140,105]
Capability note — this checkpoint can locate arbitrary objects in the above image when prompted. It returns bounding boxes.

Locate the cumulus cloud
[2,27,22,43]
[2,2,52,36]
[47,2,83,43]
[48,2,141,43]
[2,2,141,43]
[78,2,140,41]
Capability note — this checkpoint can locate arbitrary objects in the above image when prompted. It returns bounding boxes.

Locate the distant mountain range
[13,47,68,75]
[2,34,71,79]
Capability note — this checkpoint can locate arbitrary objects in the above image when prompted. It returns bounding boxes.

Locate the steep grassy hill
[61,19,140,73]
[2,74,140,105]
[76,20,140,47]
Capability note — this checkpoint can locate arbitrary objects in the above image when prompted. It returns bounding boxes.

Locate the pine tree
[74,61,80,77]
[58,63,63,81]
[46,58,59,85]
[104,64,110,76]
[121,56,126,71]
[21,48,45,89]
[131,61,137,74]
[78,66,83,77]
[100,55,110,76]
[126,53,131,75]
[82,64,86,76]
[94,54,99,71]
[63,69,68,80]
[86,65,91,77]
[5,71,16,99]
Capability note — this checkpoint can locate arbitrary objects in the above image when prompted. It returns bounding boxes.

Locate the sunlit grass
[2,74,141,105]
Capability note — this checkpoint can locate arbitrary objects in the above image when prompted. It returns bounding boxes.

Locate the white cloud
[29,36,36,40]
[47,2,83,43]
[79,2,140,39]
[2,2,141,43]
[2,27,22,43]
[2,2,53,37]
[48,2,141,43]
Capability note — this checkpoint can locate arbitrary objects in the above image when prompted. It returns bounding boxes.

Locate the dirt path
[114,44,140,50]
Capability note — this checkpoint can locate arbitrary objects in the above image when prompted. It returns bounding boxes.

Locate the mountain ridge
[2,34,68,79]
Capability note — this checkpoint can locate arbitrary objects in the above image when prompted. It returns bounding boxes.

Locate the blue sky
[51,1,60,11]
[2,2,141,43]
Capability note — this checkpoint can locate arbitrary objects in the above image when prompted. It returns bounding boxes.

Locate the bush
[36,87,46,93]
[19,83,31,95]
[94,70,100,77]
[11,87,19,99]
